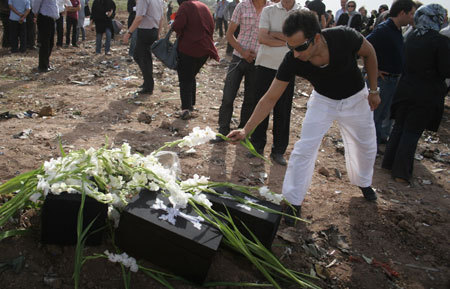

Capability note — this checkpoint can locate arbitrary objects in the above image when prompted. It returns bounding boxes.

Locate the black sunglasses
[348,5,355,7]
[286,38,313,52]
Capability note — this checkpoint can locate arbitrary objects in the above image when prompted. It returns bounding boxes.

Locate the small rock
[318,166,330,177]
[398,219,416,233]
[334,168,342,179]
[137,112,152,124]
[160,120,172,130]
[38,106,53,117]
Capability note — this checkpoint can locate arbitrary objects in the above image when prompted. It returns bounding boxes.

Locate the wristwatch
[127,30,133,35]
[368,87,380,94]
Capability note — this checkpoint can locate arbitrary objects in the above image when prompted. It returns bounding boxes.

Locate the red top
[172,0,219,61]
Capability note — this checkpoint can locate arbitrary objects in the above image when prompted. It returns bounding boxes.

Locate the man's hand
[122,32,130,44]
[227,129,247,144]
[368,92,381,111]
[378,70,389,80]
[241,49,256,63]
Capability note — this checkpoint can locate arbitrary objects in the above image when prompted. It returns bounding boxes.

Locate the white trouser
[282,87,377,205]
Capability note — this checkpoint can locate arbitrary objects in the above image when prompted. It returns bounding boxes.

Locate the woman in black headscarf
[382,4,450,183]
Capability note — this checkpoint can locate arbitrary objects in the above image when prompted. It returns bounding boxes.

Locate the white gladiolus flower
[29,193,42,203]
[108,206,121,228]
[50,182,68,194]
[258,186,283,205]
[37,177,50,195]
[192,193,212,209]
[104,250,138,272]
[178,126,216,148]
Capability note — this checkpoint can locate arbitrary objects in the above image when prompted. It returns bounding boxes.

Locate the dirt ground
[0,13,449,289]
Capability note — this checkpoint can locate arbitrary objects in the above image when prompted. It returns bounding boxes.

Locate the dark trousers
[56,14,64,46]
[382,109,423,181]
[37,13,55,70]
[66,17,77,46]
[216,16,228,38]
[26,12,36,48]
[133,28,158,92]
[176,52,208,110]
[218,55,256,134]
[250,66,295,155]
[226,25,239,55]
[1,13,10,47]
[9,20,26,52]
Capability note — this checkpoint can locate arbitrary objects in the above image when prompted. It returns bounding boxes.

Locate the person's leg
[56,15,63,47]
[382,121,403,170]
[272,76,295,155]
[336,90,377,189]
[177,52,196,111]
[26,12,35,49]
[9,20,19,52]
[18,21,27,52]
[37,14,53,70]
[217,17,223,38]
[373,76,397,144]
[104,28,111,53]
[71,19,78,46]
[250,66,275,153]
[95,33,102,54]
[390,128,422,181]
[0,13,10,47]
[282,92,335,205]
[223,18,228,33]
[239,60,256,128]
[134,28,158,92]
[190,55,208,108]
[65,17,71,45]
[217,55,245,135]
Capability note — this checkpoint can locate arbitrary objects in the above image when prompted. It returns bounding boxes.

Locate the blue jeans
[373,75,399,143]
[95,28,111,54]
[217,55,256,134]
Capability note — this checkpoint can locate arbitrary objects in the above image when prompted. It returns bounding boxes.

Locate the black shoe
[137,89,153,95]
[284,205,301,226]
[360,186,377,201]
[210,136,225,143]
[180,110,191,120]
[38,67,49,73]
[270,153,287,166]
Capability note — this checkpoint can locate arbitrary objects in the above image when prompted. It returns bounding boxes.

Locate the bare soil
[0,13,449,289]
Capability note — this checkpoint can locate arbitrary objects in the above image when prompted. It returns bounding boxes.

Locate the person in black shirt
[228,10,380,226]
[306,0,325,28]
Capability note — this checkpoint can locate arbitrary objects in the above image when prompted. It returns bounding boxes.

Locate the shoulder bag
[151,28,178,70]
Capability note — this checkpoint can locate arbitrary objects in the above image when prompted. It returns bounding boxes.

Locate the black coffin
[207,187,282,249]
[41,192,108,246]
[116,190,223,284]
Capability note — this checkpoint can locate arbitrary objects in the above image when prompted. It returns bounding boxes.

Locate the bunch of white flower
[104,250,138,272]
[178,126,216,148]
[258,186,283,205]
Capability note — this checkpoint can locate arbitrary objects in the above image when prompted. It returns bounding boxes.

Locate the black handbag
[84,5,91,17]
[151,29,178,70]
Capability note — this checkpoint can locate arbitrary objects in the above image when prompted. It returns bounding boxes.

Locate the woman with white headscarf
[382,4,450,183]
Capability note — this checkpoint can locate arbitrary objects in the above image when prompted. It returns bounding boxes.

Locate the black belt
[384,73,401,77]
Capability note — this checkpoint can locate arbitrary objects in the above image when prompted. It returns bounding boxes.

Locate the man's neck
[390,17,403,30]
[252,0,266,8]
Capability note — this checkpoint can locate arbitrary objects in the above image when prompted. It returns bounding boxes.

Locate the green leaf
[0,229,30,241]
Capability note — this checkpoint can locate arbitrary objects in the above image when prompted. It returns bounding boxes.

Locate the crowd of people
[0,0,449,226]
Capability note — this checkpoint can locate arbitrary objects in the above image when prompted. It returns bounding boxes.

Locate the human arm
[9,4,24,18]
[122,15,142,43]
[227,79,289,142]
[226,21,256,62]
[357,38,380,110]
[258,28,286,47]
[320,14,326,29]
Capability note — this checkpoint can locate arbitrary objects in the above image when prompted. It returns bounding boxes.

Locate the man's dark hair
[389,0,416,17]
[282,10,322,38]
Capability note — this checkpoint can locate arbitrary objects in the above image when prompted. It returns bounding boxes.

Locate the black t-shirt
[276,26,364,100]
[307,0,326,17]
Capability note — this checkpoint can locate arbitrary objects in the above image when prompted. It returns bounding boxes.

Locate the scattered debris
[318,166,330,177]
[137,112,152,124]
[38,106,53,117]
[13,129,32,139]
